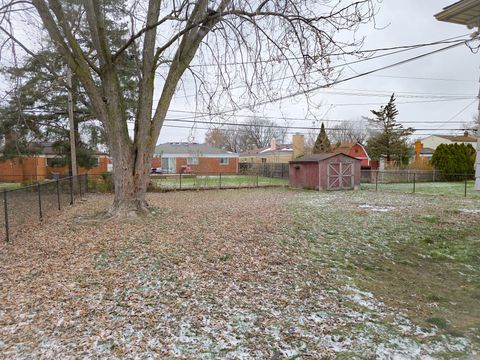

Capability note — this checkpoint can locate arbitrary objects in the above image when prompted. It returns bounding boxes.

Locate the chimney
[270,137,277,151]
[464,130,469,137]
[292,133,305,159]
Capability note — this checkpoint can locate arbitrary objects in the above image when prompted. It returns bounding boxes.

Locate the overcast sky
[157,0,479,145]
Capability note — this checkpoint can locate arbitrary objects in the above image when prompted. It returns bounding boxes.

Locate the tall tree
[313,122,331,153]
[0,0,377,217]
[366,94,413,163]
[0,48,104,169]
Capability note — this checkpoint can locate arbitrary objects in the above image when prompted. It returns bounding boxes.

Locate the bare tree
[0,0,377,217]
[241,117,288,150]
[329,119,370,145]
[205,117,289,152]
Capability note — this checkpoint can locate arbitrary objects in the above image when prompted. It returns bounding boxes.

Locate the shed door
[327,162,354,190]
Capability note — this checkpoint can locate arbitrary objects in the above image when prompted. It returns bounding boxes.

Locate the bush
[431,143,475,176]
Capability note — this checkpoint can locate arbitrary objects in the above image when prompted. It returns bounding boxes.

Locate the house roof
[433,134,477,142]
[239,144,292,157]
[290,152,360,163]
[155,142,238,157]
[435,0,480,28]
[333,142,355,154]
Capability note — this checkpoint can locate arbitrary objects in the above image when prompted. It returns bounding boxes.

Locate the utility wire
[162,118,472,132]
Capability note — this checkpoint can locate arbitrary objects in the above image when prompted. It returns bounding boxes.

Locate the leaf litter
[0,188,478,358]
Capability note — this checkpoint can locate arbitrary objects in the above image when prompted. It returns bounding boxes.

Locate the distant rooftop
[155,142,238,157]
[291,153,359,162]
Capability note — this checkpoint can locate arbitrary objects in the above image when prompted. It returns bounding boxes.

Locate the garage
[289,153,361,191]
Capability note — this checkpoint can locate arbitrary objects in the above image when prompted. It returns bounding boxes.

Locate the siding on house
[421,133,476,150]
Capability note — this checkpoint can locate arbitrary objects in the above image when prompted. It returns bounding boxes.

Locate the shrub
[431,143,475,176]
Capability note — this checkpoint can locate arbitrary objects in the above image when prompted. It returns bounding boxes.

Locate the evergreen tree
[313,122,332,153]
[0,0,135,171]
[431,143,476,175]
[366,94,413,163]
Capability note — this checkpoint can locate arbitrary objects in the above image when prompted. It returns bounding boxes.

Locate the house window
[187,157,199,165]
[219,157,229,165]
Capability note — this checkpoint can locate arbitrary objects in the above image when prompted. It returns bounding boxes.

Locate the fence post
[37,183,43,220]
[70,176,74,205]
[4,190,9,243]
[78,175,82,198]
[56,179,61,210]
[413,172,416,193]
[85,174,88,193]
[179,173,182,190]
[219,173,222,189]
[375,171,379,191]
[465,175,468,197]
[256,174,259,188]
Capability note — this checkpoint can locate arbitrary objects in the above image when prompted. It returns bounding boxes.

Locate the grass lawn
[362,180,480,198]
[1,188,479,358]
[0,183,22,191]
[151,175,288,189]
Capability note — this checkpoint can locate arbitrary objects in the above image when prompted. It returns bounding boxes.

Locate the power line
[191,38,477,116]
[163,109,472,124]
[158,35,471,68]
[160,124,473,137]
[162,117,472,132]
[158,36,475,101]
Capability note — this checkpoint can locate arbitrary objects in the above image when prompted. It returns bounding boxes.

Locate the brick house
[153,143,239,175]
[0,142,110,182]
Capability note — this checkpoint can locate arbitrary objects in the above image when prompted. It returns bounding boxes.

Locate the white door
[162,157,176,173]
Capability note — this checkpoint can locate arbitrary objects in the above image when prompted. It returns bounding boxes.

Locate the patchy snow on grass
[358,204,396,212]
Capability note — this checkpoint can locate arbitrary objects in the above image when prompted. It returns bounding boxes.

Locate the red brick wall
[0,159,24,182]
[154,157,239,175]
[188,157,238,175]
[46,156,110,176]
[0,155,110,182]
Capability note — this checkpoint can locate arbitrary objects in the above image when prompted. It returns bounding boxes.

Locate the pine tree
[313,123,331,153]
[366,94,413,163]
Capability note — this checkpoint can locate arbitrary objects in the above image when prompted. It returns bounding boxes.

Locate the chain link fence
[361,170,477,197]
[1,174,88,242]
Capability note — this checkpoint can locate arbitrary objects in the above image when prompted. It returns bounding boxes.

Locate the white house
[420,131,476,150]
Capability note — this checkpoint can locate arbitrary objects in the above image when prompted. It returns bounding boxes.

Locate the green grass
[0,183,22,190]
[288,190,480,350]
[150,175,288,189]
[361,180,480,197]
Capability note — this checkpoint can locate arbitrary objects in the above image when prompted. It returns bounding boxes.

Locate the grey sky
[158,0,479,144]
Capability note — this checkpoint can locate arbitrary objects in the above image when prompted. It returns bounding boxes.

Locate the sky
[157,0,480,145]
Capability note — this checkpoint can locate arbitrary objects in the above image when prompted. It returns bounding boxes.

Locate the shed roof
[290,152,360,163]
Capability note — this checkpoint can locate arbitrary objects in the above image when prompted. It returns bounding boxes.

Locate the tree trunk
[107,141,154,218]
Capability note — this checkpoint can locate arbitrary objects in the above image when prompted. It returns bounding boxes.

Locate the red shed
[289,153,361,191]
